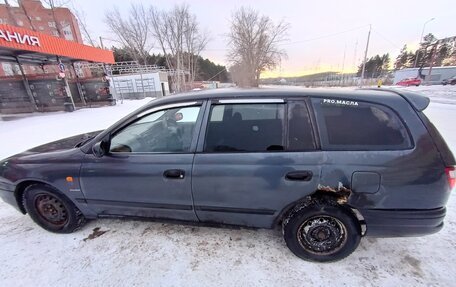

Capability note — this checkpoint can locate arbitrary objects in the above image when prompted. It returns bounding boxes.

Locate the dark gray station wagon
[1,88,454,262]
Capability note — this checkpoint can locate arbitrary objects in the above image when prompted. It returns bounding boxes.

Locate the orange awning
[0,24,114,63]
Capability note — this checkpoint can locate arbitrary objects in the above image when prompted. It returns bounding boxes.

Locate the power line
[207,67,227,81]
[371,29,401,49]
[281,24,370,46]
[204,24,370,51]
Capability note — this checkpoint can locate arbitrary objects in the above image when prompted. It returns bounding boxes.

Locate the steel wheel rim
[34,194,68,227]
[297,215,347,255]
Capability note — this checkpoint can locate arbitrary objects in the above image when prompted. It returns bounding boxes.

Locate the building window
[12,64,21,75]
[62,26,74,40]
[48,21,56,28]
[2,63,14,76]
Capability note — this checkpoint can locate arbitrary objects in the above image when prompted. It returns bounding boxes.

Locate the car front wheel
[282,199,361,262]
[22,184,86,233]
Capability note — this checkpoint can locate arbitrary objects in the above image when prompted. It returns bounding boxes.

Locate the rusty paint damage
[317,182,351,204]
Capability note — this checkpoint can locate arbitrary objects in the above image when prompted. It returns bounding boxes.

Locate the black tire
[22,184,86,233]
[283,199,361,262]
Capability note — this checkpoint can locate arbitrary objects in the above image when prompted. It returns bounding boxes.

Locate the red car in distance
[397,77,422,87]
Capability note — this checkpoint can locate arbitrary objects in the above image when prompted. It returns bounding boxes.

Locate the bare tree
[151,4,209,92]
[183,12,209,83]
[105,3,153,64]
[228,7,289,87]
[72,5,96,46]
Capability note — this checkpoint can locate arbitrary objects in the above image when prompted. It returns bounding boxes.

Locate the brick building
[0,0,83,76]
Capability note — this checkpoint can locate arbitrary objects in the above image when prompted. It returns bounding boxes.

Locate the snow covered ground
[0,86,455,287]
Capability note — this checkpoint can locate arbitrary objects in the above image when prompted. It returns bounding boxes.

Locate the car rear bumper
[360,207,446,237]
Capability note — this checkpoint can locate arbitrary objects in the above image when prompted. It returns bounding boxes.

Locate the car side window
[110,105,201,153]
[204,103,285,152]
[288,101,316,151]
[311,98,412,150]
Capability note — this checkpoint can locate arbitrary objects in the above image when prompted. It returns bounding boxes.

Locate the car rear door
[79,101,205,221]
[191,98,323,228]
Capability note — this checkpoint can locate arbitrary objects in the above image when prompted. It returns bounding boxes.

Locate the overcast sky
[73,0,454,77]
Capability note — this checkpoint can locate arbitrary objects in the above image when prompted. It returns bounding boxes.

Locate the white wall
[110,72,162,93]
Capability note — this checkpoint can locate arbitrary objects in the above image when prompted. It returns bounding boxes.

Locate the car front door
[192,98,323,228]
[80,102,204,221]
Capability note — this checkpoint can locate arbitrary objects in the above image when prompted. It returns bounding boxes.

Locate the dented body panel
[0,88,453,237]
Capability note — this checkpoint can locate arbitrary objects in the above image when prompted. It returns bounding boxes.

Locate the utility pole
[359,25,371,87]
[99,36,120,103]
[426,44,437,83]
[424,35,456,83]
[15,56,38,111]
[56,56,76,111]
[414,18,435,68]
[341,44,346,86]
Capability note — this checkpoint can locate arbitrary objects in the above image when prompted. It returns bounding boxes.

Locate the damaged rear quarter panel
[317,97,448,210]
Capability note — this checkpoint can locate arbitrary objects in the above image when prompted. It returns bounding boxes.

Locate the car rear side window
[205,103,285,152]
[288,101,316,151]
[311,98,412,150]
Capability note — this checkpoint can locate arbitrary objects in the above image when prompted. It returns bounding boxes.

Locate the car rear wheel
[282,199,361,262]
[22,184,86,233]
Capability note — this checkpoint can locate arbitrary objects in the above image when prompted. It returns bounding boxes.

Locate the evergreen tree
[395,45,412,70]
[357,53,391,78]
[112,47,229,81]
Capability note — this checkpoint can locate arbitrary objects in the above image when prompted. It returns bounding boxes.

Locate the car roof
[143,87,429,111]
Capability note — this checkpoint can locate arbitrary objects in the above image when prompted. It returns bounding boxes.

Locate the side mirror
[92,141,108,158]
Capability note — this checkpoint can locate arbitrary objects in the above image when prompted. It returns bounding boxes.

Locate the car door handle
[285,171,313,181]
[163,169,185,179]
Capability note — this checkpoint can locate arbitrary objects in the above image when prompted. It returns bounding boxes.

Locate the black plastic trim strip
[83,199,193,210]
[195,205,275,215]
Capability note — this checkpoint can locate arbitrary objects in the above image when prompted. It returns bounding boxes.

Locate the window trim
[217,98,284,104]
[108,102,205,155]
[310,97,414,151]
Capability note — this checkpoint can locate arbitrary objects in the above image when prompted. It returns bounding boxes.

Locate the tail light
[446,166,456,190]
